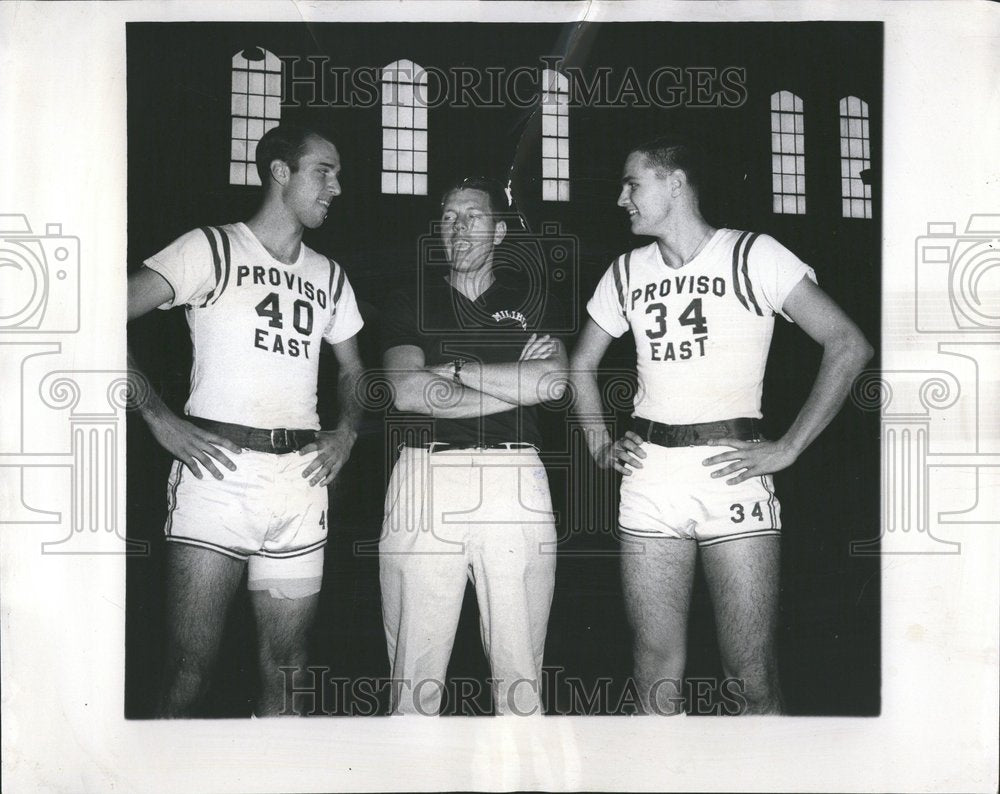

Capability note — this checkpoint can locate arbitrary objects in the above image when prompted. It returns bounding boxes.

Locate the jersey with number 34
[144,222,364,429]
[586,228,815,425]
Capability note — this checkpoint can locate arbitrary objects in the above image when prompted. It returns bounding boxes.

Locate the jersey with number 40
[144,221,364,429]
[586,228,815,425]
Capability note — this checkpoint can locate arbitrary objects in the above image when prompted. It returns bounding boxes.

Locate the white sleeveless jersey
[586,229,815,424]
[145,222,364,429]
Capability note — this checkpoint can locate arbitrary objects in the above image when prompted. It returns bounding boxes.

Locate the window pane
[773,194,782,213]
[383,129,397,148]
[265,73,281,96]
[796,175,805,194]
[558,138,569,158]
[849,118,862,138]
[557,116,568,136]
[232,94,248,115]
[413,130,427,151]
[543,179,556,201]
[248,95,264,117]
[843,198,851,217]
[398,129,413,149]
[864,201,872,219]
[383,150,397,170]
[382,172,396,194]
[794,155,804,174]
[770,92,780,110]
[413,107,427,129]
[229,162,246,185]
[264,96,280,119]
[398,107,413,128]
[849,138,862,158]
[231,139,247,160]
[852,198,864,216]
[382,105,398,126]
[772,174,782,193]
[249,72,265,94]
[248,118,264,138]
[414,174,428,195]
[233,70,248,93]
[557,180,570,201]
[398,150,413,171]
[414,151,427,172]
[542,158,557,178]
[780,113,794,133]
[558,159,569,178]
[782,174,796,193]
[797,195,806,214]
[247,168,261,187]
[783,195,797,213]
[542,138,557,157]
[771,132,781,153]
[543,116,557,136]
[398,172,413,194]
[247,139,258,161]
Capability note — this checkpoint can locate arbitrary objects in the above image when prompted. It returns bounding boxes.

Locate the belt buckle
[271,427,291,453]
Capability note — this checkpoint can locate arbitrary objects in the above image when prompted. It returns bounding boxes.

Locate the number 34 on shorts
[730,501,767,523]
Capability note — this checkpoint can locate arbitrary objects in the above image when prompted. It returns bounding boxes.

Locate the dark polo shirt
[381,272,563,448]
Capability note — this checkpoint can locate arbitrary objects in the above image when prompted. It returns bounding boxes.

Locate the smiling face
[440,188,506,274]
[617,151,676,237]
[279,135,342,229]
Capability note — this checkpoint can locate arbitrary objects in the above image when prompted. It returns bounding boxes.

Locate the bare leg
[701,536,783,714]
[250,591,320,716]
[158,543,245,717]
[620,536,698,715]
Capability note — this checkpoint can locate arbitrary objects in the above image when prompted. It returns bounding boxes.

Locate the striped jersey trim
[611,255,626,317]
[196,226,232,308]
[731,231,764,315]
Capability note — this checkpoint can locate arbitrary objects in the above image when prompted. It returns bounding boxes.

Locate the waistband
[189,416,318,454]
[402,441,538,454]
[632,416,761,448]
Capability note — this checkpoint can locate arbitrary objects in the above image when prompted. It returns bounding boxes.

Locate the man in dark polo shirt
[380,176,567,715]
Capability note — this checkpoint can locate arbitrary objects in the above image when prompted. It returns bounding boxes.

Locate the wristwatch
[452,358,465,383]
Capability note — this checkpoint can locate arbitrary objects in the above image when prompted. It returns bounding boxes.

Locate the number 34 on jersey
[644,296,709,362]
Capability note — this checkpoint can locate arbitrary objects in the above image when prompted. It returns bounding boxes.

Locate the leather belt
[632,416,760,448]
[189,416,318,454]
[404,441,538,454]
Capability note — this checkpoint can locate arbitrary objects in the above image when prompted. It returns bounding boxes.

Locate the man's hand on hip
[300,428,357,487]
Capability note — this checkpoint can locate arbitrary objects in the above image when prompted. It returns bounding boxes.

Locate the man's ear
[671,168,689,196]
[270,159,291,186]
[493,219,507,246]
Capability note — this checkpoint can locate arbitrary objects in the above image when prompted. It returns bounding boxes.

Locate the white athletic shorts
[163,448,327,597]
[618,443,781,547]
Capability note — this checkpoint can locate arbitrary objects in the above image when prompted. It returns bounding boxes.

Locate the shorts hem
[698,528,781,547]
[254,539,327,559]
[618,525,691,539]
[165,535,251,561]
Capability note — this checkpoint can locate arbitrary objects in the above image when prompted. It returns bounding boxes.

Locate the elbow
[536,358,569,404]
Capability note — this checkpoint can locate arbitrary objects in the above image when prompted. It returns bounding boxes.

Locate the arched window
[769,90,806,215]
[840,96,872,219]
[381,60,428,195]
[230,47,282,186]
[541,69,570,202]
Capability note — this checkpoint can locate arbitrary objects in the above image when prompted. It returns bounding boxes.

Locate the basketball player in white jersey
[127,124,365,716]
[571,137,872,714]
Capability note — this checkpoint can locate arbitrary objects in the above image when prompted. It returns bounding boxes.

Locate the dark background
[126,21,882,717]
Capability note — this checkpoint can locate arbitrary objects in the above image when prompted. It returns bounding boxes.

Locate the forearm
[392,371,517,418]
[126,347,175,427]
[780,335,873,455]
[460,359,564,406]
[333,366,364,441]
[569,364,613,460]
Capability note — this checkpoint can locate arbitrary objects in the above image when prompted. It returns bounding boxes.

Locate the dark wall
[126,21,881,717]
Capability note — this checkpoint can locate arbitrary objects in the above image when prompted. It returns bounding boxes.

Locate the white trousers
[379,446,557,715]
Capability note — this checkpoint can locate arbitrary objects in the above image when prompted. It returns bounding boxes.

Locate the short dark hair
[441,176,513,221]
[630,136,707,195]
[255,124,335,185]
